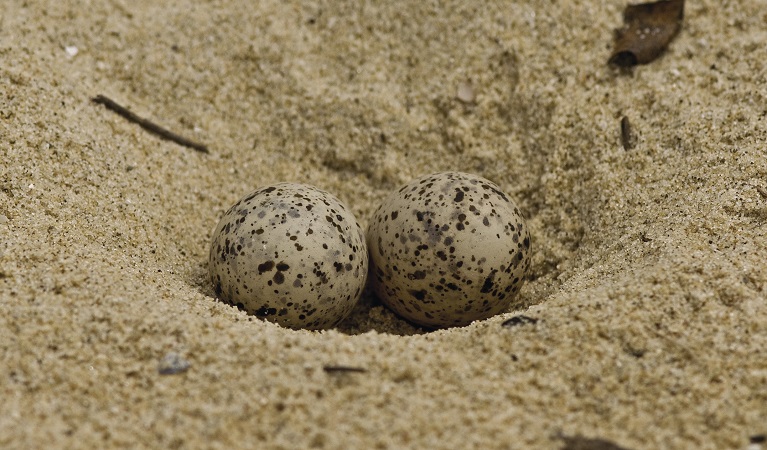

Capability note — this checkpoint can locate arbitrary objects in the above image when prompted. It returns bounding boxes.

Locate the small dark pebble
[625,346,646,358]
[322,365,367,373]
[158,352,191,375]
[501,315,539,328]
[558,435,633,450]
[751,434,766,444]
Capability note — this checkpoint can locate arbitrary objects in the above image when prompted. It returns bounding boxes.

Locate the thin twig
[322,365,367,373]
[92,95,209,153]
[620,116,633,150]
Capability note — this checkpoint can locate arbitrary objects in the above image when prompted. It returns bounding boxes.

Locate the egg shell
[367,172,532,328]
[209,183,368,330]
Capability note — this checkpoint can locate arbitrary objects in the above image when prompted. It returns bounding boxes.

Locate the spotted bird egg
[209,183,368,330]
[367,172,532,328]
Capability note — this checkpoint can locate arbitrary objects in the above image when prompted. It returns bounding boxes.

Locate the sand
[1,0,766,448]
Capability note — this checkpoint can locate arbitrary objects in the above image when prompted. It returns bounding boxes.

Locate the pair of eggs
[208,172,532,330]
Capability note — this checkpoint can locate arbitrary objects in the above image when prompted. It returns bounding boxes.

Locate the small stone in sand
[456,81,476,104]
[501,315,539,328]
[158,352,191,375]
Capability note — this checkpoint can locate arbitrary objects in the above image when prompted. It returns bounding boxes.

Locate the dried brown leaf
[608,0,685,66]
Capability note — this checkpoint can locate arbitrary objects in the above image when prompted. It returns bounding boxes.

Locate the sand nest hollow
[1,0,766,448]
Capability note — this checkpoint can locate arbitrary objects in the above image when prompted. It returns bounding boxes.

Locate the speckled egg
[367,172,532,328]
[209,183,368,330]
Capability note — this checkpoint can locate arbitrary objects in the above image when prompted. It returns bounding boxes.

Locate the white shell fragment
[209,183,368,330]
[367,172,532,328]
[64,45,79,58]
[456,81,476,104]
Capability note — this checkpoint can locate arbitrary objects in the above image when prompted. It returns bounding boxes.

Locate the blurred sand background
[1,0,766,448]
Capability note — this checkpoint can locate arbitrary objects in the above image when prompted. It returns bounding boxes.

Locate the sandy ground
[1,0,766,448]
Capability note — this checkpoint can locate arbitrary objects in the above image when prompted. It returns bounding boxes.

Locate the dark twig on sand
[620,116,634,150]
[92,95,209,153]
[322,365,367,374]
